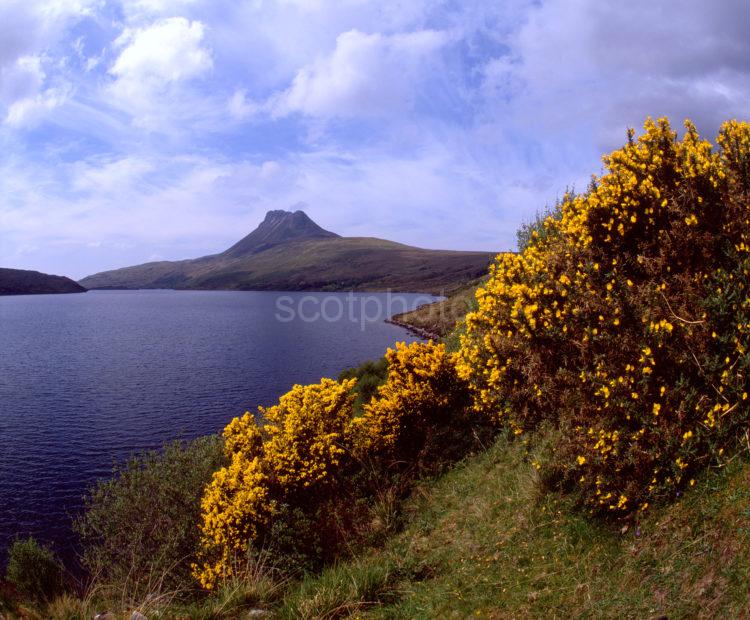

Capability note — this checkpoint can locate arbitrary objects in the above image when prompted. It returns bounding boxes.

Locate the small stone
[246,610,270,618]
[94,613,116,620]
[131,612,148,620]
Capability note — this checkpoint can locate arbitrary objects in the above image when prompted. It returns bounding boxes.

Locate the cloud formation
[275,29,449,118]
[0,0,98,127]
[108,17,213,127]
[0,0,749,279]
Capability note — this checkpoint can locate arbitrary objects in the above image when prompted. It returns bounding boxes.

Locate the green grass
[338,357,389,414]
[391,281,482,337]
[276,434,750,619]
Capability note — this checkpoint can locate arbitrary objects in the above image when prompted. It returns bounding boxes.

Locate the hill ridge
[79,211,494,295]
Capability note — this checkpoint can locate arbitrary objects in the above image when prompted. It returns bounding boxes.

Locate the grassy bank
[390,280,482,338]
[277,434,750,618]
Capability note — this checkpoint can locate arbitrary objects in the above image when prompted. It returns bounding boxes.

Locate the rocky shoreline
[385,317,440,341]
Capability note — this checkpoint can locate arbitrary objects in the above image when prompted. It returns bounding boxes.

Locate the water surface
[0,289,435,561]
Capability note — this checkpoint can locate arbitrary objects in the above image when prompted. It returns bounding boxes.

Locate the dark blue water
[0,290,435,563]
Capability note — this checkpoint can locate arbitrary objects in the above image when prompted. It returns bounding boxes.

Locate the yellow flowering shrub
[194,378,356,588]
[223,412,263,457]
[196,455,272,589]
[262,378,355,491]
[458,118,750,516]
[351,341,472,463]
[195,341,481,589]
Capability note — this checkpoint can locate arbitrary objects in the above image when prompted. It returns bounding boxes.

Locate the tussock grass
[277,559,400,619]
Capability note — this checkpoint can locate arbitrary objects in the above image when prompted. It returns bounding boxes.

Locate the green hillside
[277,434,750,619]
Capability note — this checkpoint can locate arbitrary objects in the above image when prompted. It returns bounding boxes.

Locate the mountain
[80,210,494,294]
[0,268,87,296]
[222,209,339,257]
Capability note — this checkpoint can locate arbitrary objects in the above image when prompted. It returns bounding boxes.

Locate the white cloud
[0,0,98,66]
[0,54,73,127]
[0,56,45,104]
[482,0,750,150]
[0,0,97,125]
[5,85,70,127]
[227,89,259,120]
[274,29,449,118]
[122,0,199,19]
[111,17,211,86]
[72,156,155,192]
[108,17,212,127]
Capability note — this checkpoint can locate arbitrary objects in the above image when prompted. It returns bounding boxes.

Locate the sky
[1,0,749,280]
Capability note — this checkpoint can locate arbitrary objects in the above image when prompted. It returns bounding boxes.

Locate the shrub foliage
[457,118,750,516]
[196,342,474,589]
[196,378,358,589]
[352,341,472,464]
[76,436,225,597]
[5,537,64,603]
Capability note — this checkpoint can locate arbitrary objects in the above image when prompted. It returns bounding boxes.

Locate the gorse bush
[196,342,476,590]
[516,197,565,252]
[5,537,64,603]
[457,118,750,516]
[351,341,472,465]
[196,378,358,589]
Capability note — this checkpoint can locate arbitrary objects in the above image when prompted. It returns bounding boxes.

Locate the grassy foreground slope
[279,435,750,619]
[4,362,748,619]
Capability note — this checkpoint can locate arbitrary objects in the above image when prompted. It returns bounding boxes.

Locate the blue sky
[1,0,749,279]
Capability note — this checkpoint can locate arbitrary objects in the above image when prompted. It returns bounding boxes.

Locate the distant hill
[80,210,495,295]
[0,268,87,296]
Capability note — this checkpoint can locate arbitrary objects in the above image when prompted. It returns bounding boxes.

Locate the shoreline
[385,317,440,341]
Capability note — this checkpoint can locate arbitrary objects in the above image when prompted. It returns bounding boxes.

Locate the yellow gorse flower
[195,341,470,589]
[456,117,750,516]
